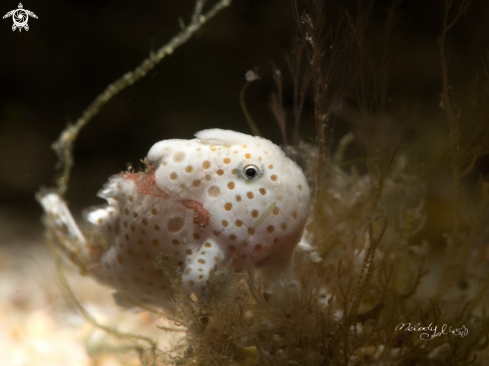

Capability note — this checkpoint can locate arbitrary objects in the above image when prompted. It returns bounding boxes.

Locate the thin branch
[52,0,233,196]
[239,70,262,137]
[269,66,287,145]
[438,0,470,233]
[293,0,352,199]
[54,249,157,348]
[348,219,386,321]
[285,37,312,147]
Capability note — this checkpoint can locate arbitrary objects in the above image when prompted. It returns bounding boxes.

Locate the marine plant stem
[239,81,262,137]
[438,0,469,234]
[52,0,233,196]
[437,0,470,292]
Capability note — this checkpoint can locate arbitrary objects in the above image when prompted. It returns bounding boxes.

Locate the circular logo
[12,9,28,28]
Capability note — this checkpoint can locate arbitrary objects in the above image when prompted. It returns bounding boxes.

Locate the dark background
[1,0,488,244]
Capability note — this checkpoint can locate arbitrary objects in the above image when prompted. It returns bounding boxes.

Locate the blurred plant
[269,37,312,147]
[294,0,355,198]
[239,70,262,137]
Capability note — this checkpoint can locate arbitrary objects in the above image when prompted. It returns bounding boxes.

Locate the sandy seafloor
[0,211,183,366]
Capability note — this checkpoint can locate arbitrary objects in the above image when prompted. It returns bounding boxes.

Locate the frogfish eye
[246,167,256,177]
[242,164,260,179]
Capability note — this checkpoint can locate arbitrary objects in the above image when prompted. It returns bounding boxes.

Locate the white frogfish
[39,129,311,307]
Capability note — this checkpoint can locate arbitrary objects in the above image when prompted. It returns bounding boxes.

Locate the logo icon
[3,3,37,32]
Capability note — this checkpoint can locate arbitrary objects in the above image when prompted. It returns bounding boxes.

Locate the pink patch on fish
[181,199,210,226]
[121,171,168,197]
